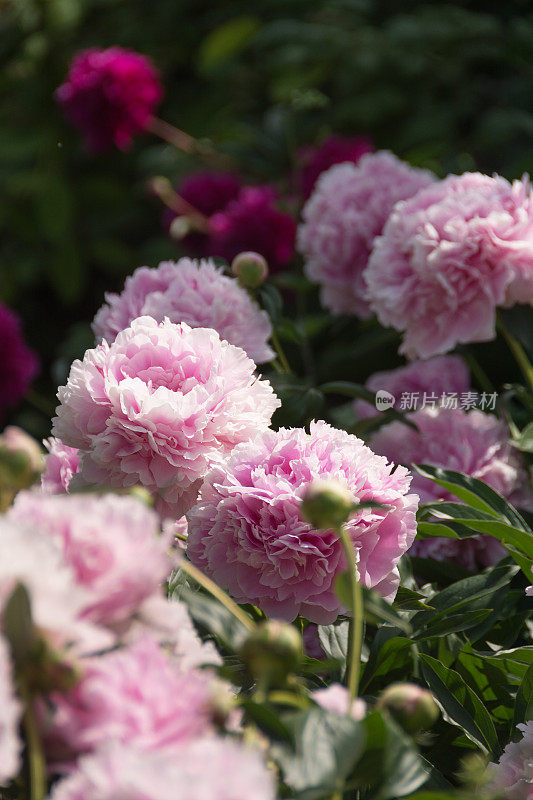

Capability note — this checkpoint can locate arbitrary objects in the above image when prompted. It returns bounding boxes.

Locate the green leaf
[360,632,414,693]
[362,587,412,634]
[413,609,492,641]
[197,16,260,74]
[177,587,248,652]
[260,284,284,325]
[2,582,36,667]
[414,465,531,532]
[420,654,500,756]
[272,707,365,798]
[512,421,533,453]
[513,660,533,726]
[317,620,349,677]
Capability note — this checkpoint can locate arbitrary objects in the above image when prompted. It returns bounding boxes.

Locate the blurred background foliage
[3,0,533,434]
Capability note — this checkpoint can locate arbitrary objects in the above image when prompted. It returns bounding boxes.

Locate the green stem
[180,560,255,632]
[463,352,495,395]
[271,330,291,374]
[337,524,363,702]
[20,684,46,800]
[497,315,533,394]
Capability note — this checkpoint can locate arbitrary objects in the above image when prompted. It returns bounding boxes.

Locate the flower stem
[20,683,46,800]
[179,560,255,632]
[497,317,533,395]
[271,330,291,374]
[147,116,234,168]
[337,524,363,702]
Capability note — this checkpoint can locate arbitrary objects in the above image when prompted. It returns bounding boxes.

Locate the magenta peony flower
[0,517,111,655]
[92,258,274,363]
[298,152,435,316]
[44,636,219,767]
[41,437,80,494]
[0,302,39,420]
[52,316,280,517]
[295,134,374,199]
[50,738,275,800]
[9,493,171,627]
[56,47,163,152]
[187,420,419,624]
[163,171,243,255]
[365,172,533,359]
[0,634,22,786]
[354,355,470,419]
[370,408,531,570]
[312,684,366,720]
[489,722,533,800]
[208,186,296,270]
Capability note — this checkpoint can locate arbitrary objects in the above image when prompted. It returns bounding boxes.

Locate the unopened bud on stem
[231,252,268,289]
[376,682,439,734]
[240,621,302,688]
[301,479,355,530]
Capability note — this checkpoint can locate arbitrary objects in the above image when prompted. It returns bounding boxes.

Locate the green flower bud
[231,251,269,289]
[240,621,302,688]
[301,479,355,530]
[0,426,43,491]
[376,682,439,734]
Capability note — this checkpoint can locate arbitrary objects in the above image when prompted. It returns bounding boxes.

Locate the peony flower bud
[301,479,355,530]
[376,682,439,734]
[239,621,302,688]
[0,426,43,496]
[231,251,269,289]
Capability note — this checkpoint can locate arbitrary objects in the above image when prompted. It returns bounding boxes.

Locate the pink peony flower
[187,420,419,624]
[52,316,280,517]
[0,302,39,421]
[50,738,275,800]
[56,47,163,152]
[0,634,22,786]
[295,134,374,199]
[0,517,111,655]
[354,355,470,419]
[365,172,533,359]
[41,437,80,494]
[370,408,531,570]
[312,684,366,720]
[9,492,171,627]
[208,186,296,270]
[298,152,435,316]
[92,258,274,363]
[43,636,218,767]
[490,722,533,800]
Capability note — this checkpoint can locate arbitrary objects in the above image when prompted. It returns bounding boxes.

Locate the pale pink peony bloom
[187,420,418,624]
[370,408,531,570]
[490,722,533,800]
[92,258,274,363]
[354,355,470,419]
[41,437,80,494]
[9,492,171,627]
[298,152,434,316]
[43,636,218,768]
[0,634,22,786]
[366,172,533,359]
[52,317,280,517]
[0,517,111,655]
[312,684,366,720]
[50,738,275,800]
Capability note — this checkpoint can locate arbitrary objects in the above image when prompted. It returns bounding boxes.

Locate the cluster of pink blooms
[297,152,435,316]
[50,738,274,800]
[92,258,274,363]
[0,488,272,797]
[490,722,533,800]
[353,355,470,419]
[294,134,374,199]
[52,316,280,517]
[0,302,39,421]
[366,172,533,358]
[55,47,163,152]
[168,172,296,270]
[187,420,419,623]
[370,406,530,571]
